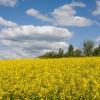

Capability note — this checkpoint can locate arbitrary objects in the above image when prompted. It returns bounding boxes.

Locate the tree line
[39,40,100,58]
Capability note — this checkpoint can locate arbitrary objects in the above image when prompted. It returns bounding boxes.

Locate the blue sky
[0,0,100,59]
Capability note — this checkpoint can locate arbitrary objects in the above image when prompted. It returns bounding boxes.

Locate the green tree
[83,40,94,56]
[74,49,82,57]
[67,44,74,57]
[58,48,64,57]
[93,45,100,56]
[41,51,57,58]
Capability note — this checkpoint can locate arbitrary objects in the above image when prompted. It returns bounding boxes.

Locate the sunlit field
[0,57,100,99]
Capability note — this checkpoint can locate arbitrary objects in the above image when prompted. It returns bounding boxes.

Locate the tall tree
[67,44,74,57]
[93,45,100,56]
[74,49,82,57]
[83,40,94,56]
[58,48,64,57]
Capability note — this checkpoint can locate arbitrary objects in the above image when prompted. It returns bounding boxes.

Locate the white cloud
[0,17,17,27]
[70,1,86,8]
[0,47,30,59]
[26,8,51,22]
[0,17,73,59]
[26,2,92,27]
[94,20,100,27]
[51,3,92,27]
[0,25,73,40]
[0,41,69,59]
[96,36,100,42]
[95,36,100,47]
[93,1,100,16]
[0,0,17,7]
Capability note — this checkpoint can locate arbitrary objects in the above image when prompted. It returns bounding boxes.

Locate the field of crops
[0,57,100,100]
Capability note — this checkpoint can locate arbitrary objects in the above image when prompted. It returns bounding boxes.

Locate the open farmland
[0,57,100,100]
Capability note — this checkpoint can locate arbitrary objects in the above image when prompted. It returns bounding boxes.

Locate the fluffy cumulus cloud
[26,1,92,27]
[26,8,51,22]
[0,17,73,59]
[0,25,73,41]
[0,0,17,7]
[95,36,100,47]
[69,1,86,8]
[0,47,30,59]
[93,1,100,16]
[51,3,92,27]
[0,17,17,27]
[96,36,100,43]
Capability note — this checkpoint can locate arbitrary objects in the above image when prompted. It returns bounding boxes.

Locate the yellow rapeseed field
[0,57,100,100]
